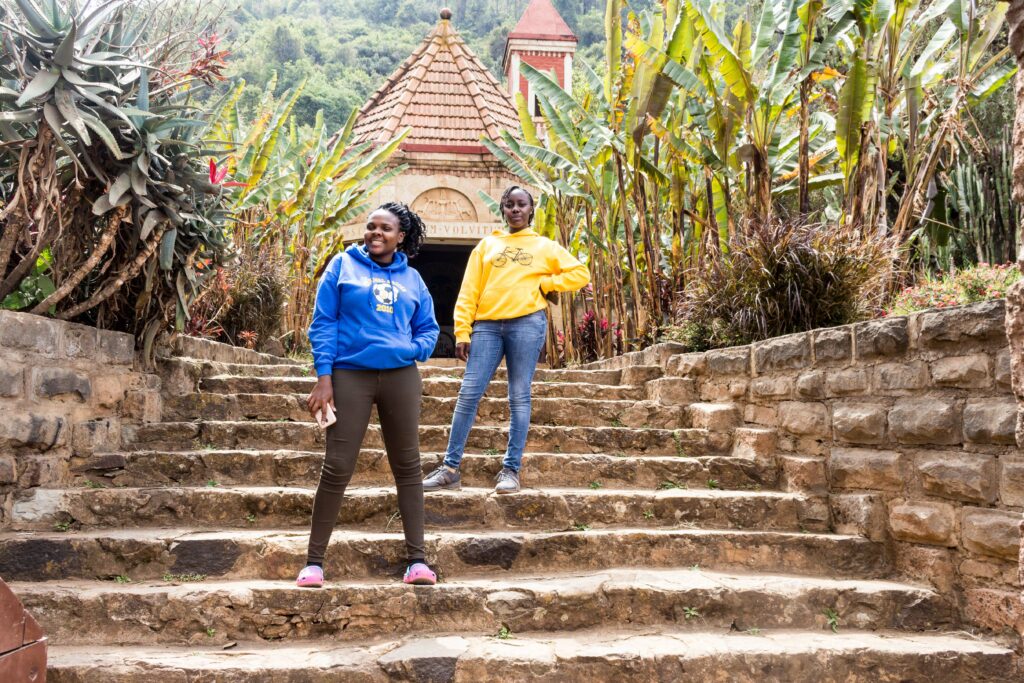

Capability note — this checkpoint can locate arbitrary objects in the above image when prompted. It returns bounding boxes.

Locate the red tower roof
[508,0,577,42]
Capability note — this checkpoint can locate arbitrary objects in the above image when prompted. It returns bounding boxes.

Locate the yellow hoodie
[453,228,590,343]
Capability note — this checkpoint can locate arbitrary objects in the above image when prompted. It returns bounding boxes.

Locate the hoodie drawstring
[368,260,377,315]
[366,254,400,331]
[387,269,398,331]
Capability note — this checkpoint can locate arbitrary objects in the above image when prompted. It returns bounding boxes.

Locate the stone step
[197,377,644,402]
[164,393,685,428]
[421,378,644,400]
[0,528,889,583]
[124,421,730,457]
[200,366,626,389]
[160,361,623,397]
[162,337,300,367]
[199,372,632,397]
[424,366,630,385]
[45,629,1017,682]
[164,358,588,382]
[8,486,806,533]
[73,449,778,491]
[165,358,313,380]
[12,569,953,646]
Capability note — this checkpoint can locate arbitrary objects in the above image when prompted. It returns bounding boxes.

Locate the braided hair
[500,185,535,225]
[377,201,426,258]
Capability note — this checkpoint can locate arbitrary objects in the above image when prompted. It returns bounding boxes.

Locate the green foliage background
[216,0,747,131]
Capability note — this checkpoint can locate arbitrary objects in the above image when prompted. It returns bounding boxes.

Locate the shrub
[575,310,623,363]
[886,263,1020,316]
[674,219,890,350]
[218,260,288,350]
[187,247,288,352]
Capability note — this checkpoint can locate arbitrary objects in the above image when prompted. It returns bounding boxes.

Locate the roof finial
[440,8,452,20]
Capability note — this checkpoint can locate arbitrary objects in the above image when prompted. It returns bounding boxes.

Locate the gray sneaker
[494,467,520,494]
[423,466,461,492]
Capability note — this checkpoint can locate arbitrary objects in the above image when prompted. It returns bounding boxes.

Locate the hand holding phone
[315,403,337,429]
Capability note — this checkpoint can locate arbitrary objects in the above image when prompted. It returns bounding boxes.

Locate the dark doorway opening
[413,244,472,357]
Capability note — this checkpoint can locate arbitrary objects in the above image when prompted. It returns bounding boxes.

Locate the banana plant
[204,78,409,348]
[486,0,1015,361]
[896,0,1017,239]
[831,0,1016,238]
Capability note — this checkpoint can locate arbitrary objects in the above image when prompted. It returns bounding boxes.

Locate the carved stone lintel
[412,187,479,222]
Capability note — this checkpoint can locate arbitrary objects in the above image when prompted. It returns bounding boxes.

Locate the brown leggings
[306,365,426,566]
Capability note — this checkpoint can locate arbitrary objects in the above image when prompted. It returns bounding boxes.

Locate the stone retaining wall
[616,301,1024,642]
[0,311,158,530]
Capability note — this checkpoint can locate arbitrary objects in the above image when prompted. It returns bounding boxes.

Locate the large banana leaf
[686,0,753,103]
[245,83,305,194]
[765,0,803,98]
[835,52,873,178]
[604,0,622,105]
[970,61,1017,103]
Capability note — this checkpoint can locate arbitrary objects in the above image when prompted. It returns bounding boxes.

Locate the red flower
[209,158,226,184]
[209,159,247,188]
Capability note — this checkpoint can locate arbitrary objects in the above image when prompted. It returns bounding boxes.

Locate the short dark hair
[500,185,535,225]
[376,202,426,258]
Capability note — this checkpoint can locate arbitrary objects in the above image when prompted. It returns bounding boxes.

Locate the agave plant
[0,0,231,352]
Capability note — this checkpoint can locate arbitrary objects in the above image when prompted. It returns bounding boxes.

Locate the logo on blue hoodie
[372,281,400,311]
[308,244,440,374]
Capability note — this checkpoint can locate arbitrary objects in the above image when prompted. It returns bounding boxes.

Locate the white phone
[316,404,337,429]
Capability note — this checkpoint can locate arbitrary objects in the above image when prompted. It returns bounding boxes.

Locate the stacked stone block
[0,311,156,530]
[601,300,1023,640]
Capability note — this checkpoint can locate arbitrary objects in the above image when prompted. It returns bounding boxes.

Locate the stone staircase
[0,347,1018,681]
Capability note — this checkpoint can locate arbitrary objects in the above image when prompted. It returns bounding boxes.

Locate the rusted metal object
[0,578,46,682]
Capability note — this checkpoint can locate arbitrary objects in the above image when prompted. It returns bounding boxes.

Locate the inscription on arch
[412,188,478,222]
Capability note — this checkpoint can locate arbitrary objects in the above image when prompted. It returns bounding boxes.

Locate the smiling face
[502,189,533,233]
[364,209,404,262]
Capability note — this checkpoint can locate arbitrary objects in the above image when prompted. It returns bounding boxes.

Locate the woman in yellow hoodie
[423,186,590,494]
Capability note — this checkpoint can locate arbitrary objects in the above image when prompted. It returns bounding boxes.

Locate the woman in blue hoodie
[298,202,440,588]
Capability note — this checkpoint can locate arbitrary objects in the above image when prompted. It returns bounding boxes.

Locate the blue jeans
[444,309,547,472]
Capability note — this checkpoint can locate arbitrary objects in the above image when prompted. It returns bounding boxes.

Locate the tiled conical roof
[509,0,577,42]
[353,10,520,154]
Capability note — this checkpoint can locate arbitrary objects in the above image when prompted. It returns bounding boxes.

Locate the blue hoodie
[309,244,439,375]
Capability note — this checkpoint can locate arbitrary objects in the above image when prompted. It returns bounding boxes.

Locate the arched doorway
[411,188,480,358]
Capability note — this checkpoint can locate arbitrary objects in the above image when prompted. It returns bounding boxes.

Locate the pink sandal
[403,562,437,586]
[296,565,324,588]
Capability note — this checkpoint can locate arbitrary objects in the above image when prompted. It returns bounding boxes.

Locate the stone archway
[409,187,479,358]
[411,187,479,223]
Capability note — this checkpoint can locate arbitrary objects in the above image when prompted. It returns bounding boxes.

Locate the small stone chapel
[341,0,578,356]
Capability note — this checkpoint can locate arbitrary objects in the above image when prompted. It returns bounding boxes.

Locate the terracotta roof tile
[509,0,577,42]
[353,13,520,153]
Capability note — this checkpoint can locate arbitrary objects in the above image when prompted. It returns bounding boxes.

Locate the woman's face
[502,189,533,231]
[364,210,404,261]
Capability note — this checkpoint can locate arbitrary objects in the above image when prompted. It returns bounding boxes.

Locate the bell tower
[502,0,577,114]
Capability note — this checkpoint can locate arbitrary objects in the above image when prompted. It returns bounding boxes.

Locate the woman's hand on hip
[456,342,470,362]
[541,284,558,305]
[307,375,335,418]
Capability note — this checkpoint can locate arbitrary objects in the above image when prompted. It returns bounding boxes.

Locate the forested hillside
[215,0,699,130]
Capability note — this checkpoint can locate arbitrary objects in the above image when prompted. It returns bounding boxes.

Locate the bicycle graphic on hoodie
[492,247,533,268]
